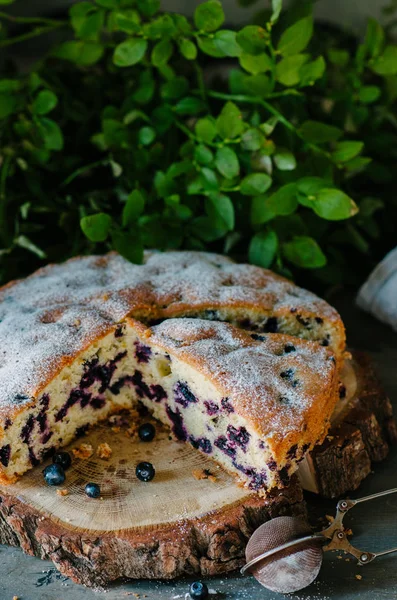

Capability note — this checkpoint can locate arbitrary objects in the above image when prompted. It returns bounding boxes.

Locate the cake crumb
[355,574,362,580]
[72,443,93,459]
[97,442,112,460]
[125,425,138,439]
[345,527,353,536]
[192,468,217,482]
[325,514,334,523]
[111,426,121,433]
[56,488,69,497]
[13,596,19,600]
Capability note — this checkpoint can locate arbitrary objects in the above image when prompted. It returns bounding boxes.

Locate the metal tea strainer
[241,487,397,594]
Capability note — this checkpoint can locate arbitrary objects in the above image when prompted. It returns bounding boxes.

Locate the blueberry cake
[0,250,344,486]
[0,314,338,488]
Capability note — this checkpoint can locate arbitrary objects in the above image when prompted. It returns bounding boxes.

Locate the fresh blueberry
[189,581,209,599]
[136,461,155,482]
[85,482,101,498]
[52,451,72,471]
[43,464,66,486]
[138,423,156,442]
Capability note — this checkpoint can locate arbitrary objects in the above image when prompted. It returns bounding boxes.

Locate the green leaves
[331,141,364,163]
[364,18,385,58]
[194,1,224,32]
[214,30,242,57]
[81,213,112,242]
[0,0,387,283]
[249,230,278,268]
[53,41,104,65]
[113,38,147,67]
[299,120,342,143]
[206,193,234,230]
[111,230,144,263]
[240,173,272,195]
[31,90,58,115]
[215,147,240,179]
[274,149,296,170]
[70,3,104,41]
[276,54,308,86]
[174,96,205,115]
[283,236,326,268]
[313,189,359,220]
[0,94,15,119]
[240,52,272,75]
[370,46,397,75]
[236,26,268,55]
[36,118,64,150]
[216,102,244,139]
[277,16,313,56]
[179,38,197,60]
[358,85,381,104]
[195,117,217,143]
[266,183,298,216]
[122,190,145,227]
[151,39,173,67]
[270,0,283,24]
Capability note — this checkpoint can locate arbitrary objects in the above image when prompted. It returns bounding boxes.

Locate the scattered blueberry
[136,461,155,482]
[52,451,72,471]
[189,581,209,599]
[138,423,156,442]
[43,464,66,486]
[85,482,101,498]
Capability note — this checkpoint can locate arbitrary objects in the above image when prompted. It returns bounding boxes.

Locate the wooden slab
[300,350,397,497]
[0,350,394,587]
[0,422,304,587]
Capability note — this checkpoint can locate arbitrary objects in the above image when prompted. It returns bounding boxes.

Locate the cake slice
[0,251,346,362]
[0,318,338,489]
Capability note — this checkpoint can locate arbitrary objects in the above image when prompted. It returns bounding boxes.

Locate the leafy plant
[0,0,396,289]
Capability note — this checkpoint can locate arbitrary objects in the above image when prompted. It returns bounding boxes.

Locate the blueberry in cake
[0,314,338,490]
[0,251,343,488]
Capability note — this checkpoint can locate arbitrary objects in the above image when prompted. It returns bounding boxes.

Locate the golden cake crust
[143,318,339,465]
[0,251,344,450]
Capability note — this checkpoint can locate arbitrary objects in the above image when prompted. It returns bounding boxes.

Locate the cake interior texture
[0,318,338,490]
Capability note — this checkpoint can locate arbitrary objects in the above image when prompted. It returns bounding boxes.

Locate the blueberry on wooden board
[52,451,72,470]
[136,461,155,482]
[85,482,101,498]
[43,464,66,486]
[189,581,209,599]
[138,423,156,442]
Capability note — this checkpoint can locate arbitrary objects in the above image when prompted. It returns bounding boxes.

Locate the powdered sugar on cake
[149,318,336,440]
[0,251,341,412]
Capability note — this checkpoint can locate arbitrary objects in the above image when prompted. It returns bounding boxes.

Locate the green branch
[0,21,66,49]
[0,11,63,26]
[207,90,331,158]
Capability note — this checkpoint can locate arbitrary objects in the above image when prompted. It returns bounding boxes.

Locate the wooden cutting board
[0,351,394,588]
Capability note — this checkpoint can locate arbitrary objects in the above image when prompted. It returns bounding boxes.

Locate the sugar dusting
[151,318,337,439]
[0,250,338,411]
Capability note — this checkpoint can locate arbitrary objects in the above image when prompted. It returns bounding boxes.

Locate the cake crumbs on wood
[355,574,362,580]
[72,443,93,459]
[96,442,112,459]
[56,488,69,497]
[192,468,217,482]
[125,425,138,439]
